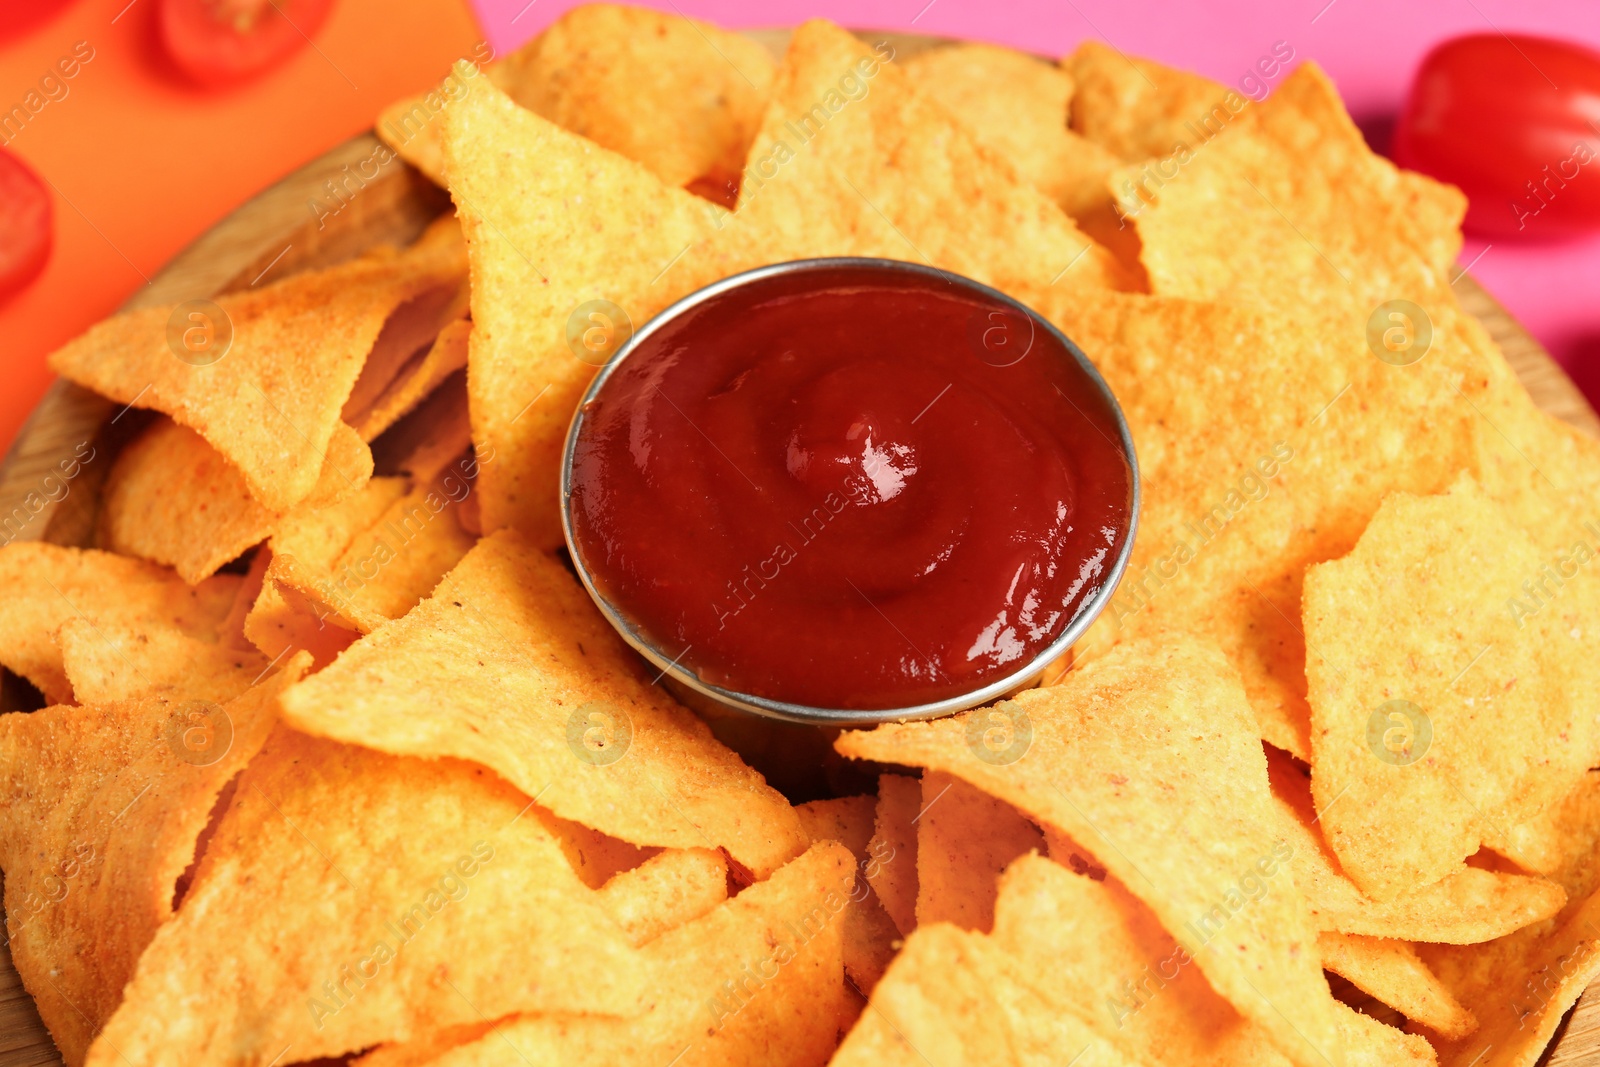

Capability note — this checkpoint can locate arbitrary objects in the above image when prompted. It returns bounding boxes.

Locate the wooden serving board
[1,27,1597,1067]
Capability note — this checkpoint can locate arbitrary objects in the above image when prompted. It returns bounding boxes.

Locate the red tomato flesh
[1395,34,1600,238]
[159,0,337,87]
[0,150,53,304]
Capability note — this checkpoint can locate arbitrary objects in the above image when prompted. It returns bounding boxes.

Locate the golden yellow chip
[1420,896,1600,1066]
[901,42,1121,219]
[0,656,307,1065]
[1120,62,1463,317]
[830,920,1134,1067]
[354,842,856,1067]
[837,637,1347,1067]
[50,234,464,513]
[279,529,806,878]
[241,566,361,669]
[1305,474,1599,899]
[796,794,901,993]
[745,21,1131,301]
[85,728,648,1067]
[442,68,719,545]
[985,854,1435,1067]
[0,542,240,703]
[1267,748,1565,943]
[915,770,1043,932]
[101,417,374,584]
[1037,288,1507,759]
[537,807,659,889]
[1317,932,1474,1039]
[1066,38,1253,163]
[592,847,728,947]
[494,3,776,192]
[866,773,921,938]
[57,618,268,704]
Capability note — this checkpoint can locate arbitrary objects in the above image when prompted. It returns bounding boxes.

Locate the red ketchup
[566,261,1135,712]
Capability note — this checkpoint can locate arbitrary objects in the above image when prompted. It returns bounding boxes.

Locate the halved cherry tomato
[0,0,80,45]
[159,0,337,87]
[0,150,53,304]
[1395,34,1600,239]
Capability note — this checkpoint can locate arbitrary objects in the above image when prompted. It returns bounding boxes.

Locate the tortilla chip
[442,69,718,545]
[1317,932,1473,1038]
[796,795,900,992]
[901,42,1121,219]
[57,618,268,704]
[1304,474,1600,899]
[830,919,1136,1067]
[217,543,270,651]
[241,567,361,669]
[351,319,472,443]
[84,727,647,1067]
[867,773,920,938]
[1120,62,1464,317]
[279,529,805,878]
[837,637,1347,1067]
[915,771,1043,932]
[1420,892,1600,1067]
[354,842,855,1067]
[1490,770,1600,887]
[1036,288,1502,759]
[745,21,1130,300]
[1066,39,1252,163]
[0,542,240,703]
[0,656,307,1065]
[50,230,464,512]
[101,417,374,584]
[986,853,1434,1067]
[377,53,505,186]
[492,3,775,191]
[1267,748,1566,943]
[594,847,728,947]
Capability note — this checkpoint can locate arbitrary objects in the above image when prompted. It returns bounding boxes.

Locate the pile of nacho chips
[4,6,1600,1066]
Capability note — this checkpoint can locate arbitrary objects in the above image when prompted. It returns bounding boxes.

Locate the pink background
[471,0,1600,400]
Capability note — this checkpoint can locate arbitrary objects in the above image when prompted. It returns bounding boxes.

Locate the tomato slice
[0,150,53,304]
[0,0,80,45]
[1395,34,1600,239]
[159,0,338,87]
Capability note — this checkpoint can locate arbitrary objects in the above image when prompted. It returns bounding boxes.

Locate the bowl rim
[559,255,1141,726]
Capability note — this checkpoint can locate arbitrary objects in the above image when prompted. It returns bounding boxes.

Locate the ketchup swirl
[567,262,1134,711]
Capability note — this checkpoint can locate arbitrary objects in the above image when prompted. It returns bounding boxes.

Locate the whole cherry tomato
[0,150,53,304]
[1395,34,1600,239]
[159,0,337,87]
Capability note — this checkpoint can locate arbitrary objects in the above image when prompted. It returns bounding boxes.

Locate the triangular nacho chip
[0,543,240,703]
[984,854,1434,1067]
[915,770,1043,932]
[1267,748,1566,943]
[1121,62,1463,317]
[279,529,806,878]
[866,773,920,938]
[1304,474,1600,898]
[746,21,1130,298]
[592,846,728,947]
[902,42,1121,219]
[353,841,855,1067]
[442,69,719,544]
[1317,932,1474,1039]
[1066,39,1254,163]
[795,795,900,993]
[49,233,464,513]
[837,637,1347,1067]
[101,417,373,584]
[85,727,646,1067]
[57,618,268,704]
[492,3,776,192]
[349,319,471,442]
[0,656,307,1064]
